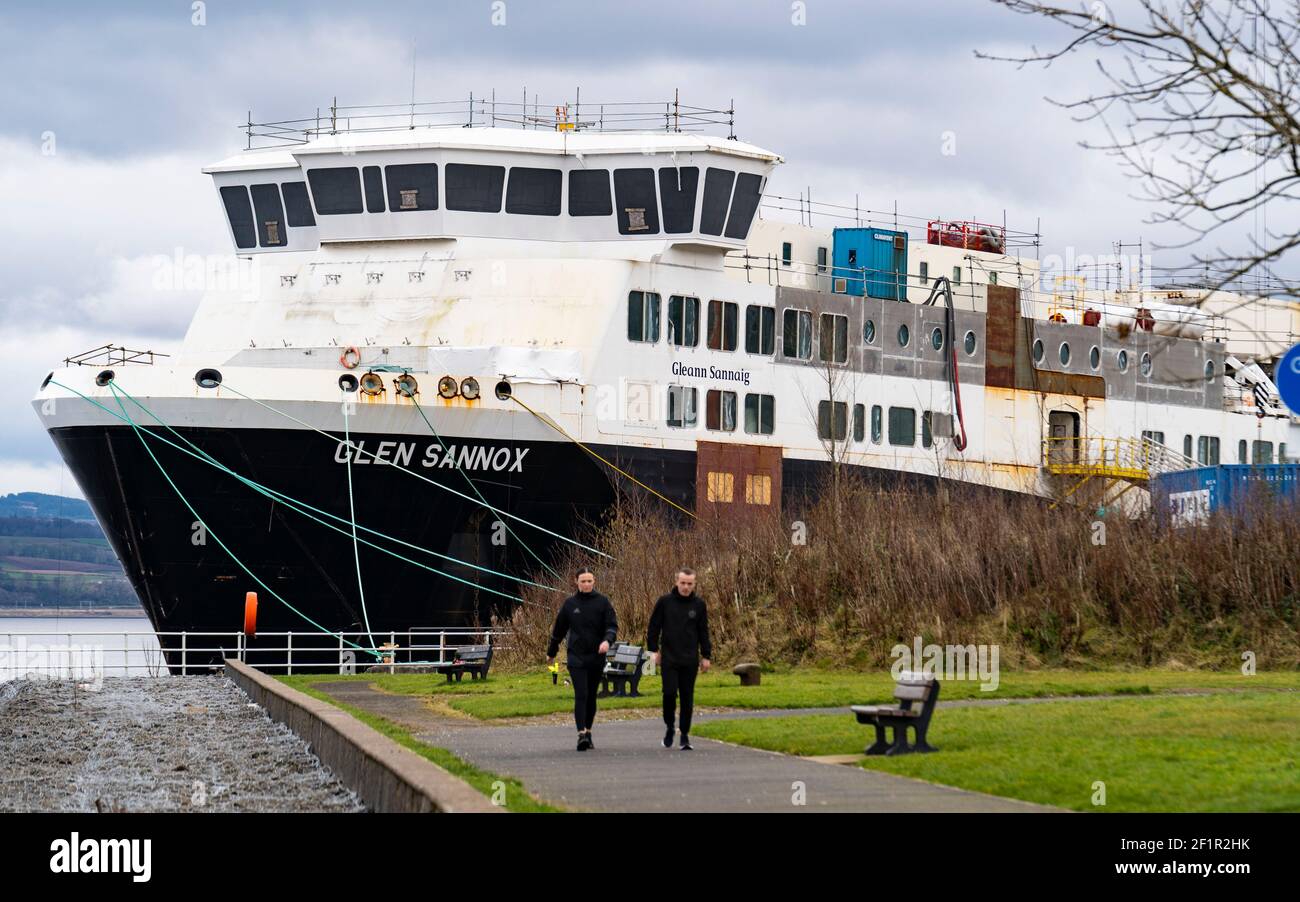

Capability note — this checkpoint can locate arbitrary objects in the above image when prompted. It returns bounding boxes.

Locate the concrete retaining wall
[225,659,499,813]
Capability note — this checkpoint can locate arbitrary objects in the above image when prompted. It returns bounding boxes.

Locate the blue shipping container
[832,227,907,300]
[1151,464,1300,525]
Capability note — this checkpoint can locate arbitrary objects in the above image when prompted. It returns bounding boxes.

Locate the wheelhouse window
[782,309,813,360]
[362,166,385,213]
[613,168,660,234]
[220,185,256,249]
[445,163,505,213]
[744,393,775,435]
[707,300,738,351]
[568,169,612,216]
[384,164,438,212]
[706,389,738,432]
[819,313,848,363]
[699,167,734,235]
[658,167,699,233]
[667,295,700,347]
[723,172,763,240]
[745,305,775,355]
[506,167,562,216]
[627,291,661,342]
[817,401,848,441]
[667,386,697,428]
[888,407,916,446]
[306,167,363,215]
[853,403,865,442]
[250,183,286,248]
[281,181,316,227]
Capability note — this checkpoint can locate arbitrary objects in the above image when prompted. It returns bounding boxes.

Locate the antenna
[408,40,417,130]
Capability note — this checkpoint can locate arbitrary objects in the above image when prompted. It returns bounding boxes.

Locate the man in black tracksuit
[547,568,617,751]
[646,567,712,750]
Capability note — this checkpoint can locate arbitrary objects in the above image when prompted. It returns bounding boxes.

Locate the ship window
[1142,430,1166,446]
[853,403,865,442]
[707,300,738,351]
[1204,359,1215,381]
[1032,338,1044,363]
[362,166,385,213]
[964,330,977,355]
[1197,436,1220,465]
[918,260,929,285]
[700,168,734,235]
[952,266,962,284]
[706,471,734,503]
[922,410,933,448]
[888,407,916,446]
[745,474,772,505]
[506,167,562,216]
[568,169,612,216]
[744,393,775,435]
[1252,440,1274,464]
[627,290,661,343]
[1117,349,1129,372]
[384,164,438,212]
[782,242,792,266]
[819,313,848,363]
[931,326,944,351]
[817,246,828,273]
[817,400,848,441]
[1183,434,1193,459]
[613,168,660,235]
[745,305,775,355]
[1089,345,1101,370]
[864,319,876,345]
[1059,342,1071,367]
[871,405,883,443]
[220,185,256,249]
[281,181,316,227]
[307,167,363,215]
[898,324,911,348]
[667,295,699,347]
[782,309,813,360]
[723,172,763,240]
[251,183,286,248]
[446,163,505,213]
[1238,439,1247,463]
[1141,352,1153,377]
[989,271,999,286]
[667,385,697,428]
[658,166,699,233]
[706,389,737,432]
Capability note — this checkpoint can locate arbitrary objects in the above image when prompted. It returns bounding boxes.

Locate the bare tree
[980,0,1300,299]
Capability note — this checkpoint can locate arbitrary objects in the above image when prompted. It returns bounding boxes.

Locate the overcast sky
[0,0,1277,496]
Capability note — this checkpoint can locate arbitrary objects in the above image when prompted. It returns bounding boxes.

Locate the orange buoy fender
[244,591,258,638]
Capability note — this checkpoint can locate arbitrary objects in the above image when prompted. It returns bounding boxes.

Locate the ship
[31,96,1298,668]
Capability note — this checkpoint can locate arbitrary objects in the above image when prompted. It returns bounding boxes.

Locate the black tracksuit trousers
[569,663,602,731]
[661,662,699,734]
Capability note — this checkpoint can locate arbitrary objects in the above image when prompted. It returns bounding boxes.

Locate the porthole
[1059,342,1071,367]
[864,319,876,345]
[360,372,385,396]
[898,324,910,348]
[963,331,976,355]
[495,380,513,401]
[1032,339,1044,364]
[1140,352,1153,377]
[1089,346,1100,371]
[438,376,458,399]
[338,374,359,393]
[930,327,944,351]
[194,368,223,389]
[1204,360,1215,381]
[95,369,115,387]
[460,377,481,400]
[393,374,419,398]
[1117,349,1129,372]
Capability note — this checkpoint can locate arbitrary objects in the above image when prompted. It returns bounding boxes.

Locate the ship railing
[1041,436,1200,480]
[0,628,511,678]
[63,344,170,367]
[243,95,736,148]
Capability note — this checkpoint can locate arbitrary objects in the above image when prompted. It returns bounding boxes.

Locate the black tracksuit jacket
[547,592,617,666]
[646,589,712,666]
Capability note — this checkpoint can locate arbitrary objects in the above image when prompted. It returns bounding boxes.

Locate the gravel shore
[0,676,365,812]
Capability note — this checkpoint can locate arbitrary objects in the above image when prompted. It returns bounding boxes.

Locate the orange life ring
[339,346,361,369]
[243,592,258,638]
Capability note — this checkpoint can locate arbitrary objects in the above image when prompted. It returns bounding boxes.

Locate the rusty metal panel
[985,285,1018,388]
[695,440,782,518]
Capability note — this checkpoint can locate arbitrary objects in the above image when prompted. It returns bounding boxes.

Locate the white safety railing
[0,628,510,679]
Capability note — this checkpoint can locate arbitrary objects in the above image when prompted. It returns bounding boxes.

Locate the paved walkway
[315,682,1054,813]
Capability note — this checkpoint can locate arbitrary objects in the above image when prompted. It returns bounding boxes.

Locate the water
[0,615,163,678]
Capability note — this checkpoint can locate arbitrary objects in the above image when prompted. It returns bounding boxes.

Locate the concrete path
[315,682,1053,813]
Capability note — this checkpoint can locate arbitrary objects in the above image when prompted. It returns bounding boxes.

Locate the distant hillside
[0,492,95,523]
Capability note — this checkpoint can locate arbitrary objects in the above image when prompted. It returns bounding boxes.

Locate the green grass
[695,693,1300,812]
[290,667,1300,720]
[284,680,561,813]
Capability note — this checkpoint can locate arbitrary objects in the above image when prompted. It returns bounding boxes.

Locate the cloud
[0,460,85,499]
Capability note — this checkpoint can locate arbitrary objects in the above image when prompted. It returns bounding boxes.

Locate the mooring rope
[341,395,377,651]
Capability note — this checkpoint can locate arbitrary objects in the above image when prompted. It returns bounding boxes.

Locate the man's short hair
[676,567,696,578]
[575,567,595,579]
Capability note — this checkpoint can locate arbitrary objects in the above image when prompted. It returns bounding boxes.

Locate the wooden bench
[850,676,939,755]
[598,642,645,697]
[441,644,493,682]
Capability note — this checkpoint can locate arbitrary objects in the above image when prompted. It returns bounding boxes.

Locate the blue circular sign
[1277,343,1300,416]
